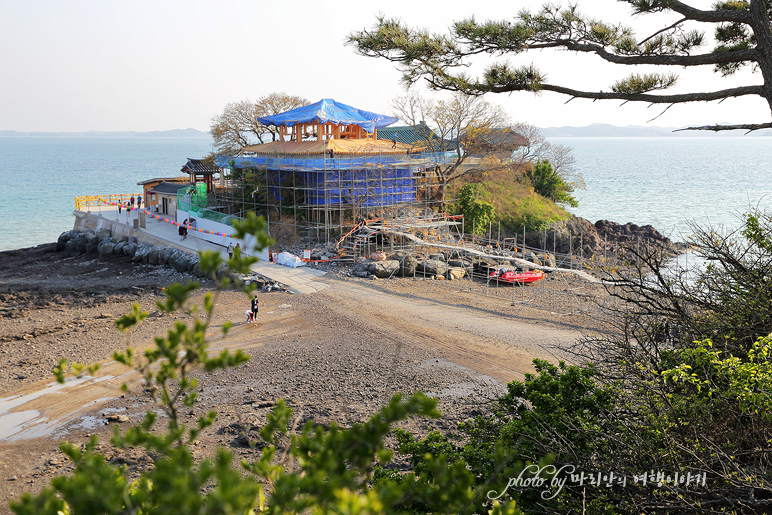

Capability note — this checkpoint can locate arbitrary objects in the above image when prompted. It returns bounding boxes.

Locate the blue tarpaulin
[257,99,398,133]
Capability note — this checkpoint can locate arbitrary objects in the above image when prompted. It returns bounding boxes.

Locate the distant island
[540,123,772,137]
[2,124,770,139]
[0,128,210,138]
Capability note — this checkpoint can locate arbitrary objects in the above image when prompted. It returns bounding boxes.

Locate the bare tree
[349,1,772,132]
[210,92,308,155]
[510,122,584,190]
[391,91,510,207]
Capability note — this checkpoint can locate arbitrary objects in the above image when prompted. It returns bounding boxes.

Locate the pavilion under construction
[213,99,459,246]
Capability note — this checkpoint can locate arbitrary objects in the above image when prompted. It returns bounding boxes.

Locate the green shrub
[457,184,495,234]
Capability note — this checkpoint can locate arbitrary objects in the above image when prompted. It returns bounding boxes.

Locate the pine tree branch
[486,82,764,104]
[674,122,772,132]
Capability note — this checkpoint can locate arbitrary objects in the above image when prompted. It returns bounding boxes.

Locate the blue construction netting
[295,168,416,206]
[215,151,456,208]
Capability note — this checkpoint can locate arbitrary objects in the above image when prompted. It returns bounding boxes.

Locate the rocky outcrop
[523,216,687,261]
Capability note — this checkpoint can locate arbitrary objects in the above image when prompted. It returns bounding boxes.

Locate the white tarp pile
[275,251,306,268]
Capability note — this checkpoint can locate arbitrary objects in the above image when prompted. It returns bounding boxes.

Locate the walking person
[118,203,122,215]
[235,242,240,255]
[250,294,259,324]
[137,195,142,209]
[129,196,134,210]
[227,242,234,259]
[178,223,185,241]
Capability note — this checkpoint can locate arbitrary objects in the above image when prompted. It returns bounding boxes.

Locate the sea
[553,137,772,241]
[0,136,770,252]
[0,136,213,252]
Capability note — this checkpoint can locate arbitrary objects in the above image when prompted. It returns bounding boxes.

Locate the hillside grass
[450,168,570,232]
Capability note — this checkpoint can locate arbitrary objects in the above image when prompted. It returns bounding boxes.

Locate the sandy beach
[0,243,602,512]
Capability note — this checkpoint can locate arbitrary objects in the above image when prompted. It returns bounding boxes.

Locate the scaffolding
[341,219,632,327]
[209,146,629,326]
[213,150,457,247]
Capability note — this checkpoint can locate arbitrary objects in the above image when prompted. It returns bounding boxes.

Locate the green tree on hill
[525,160,578,208]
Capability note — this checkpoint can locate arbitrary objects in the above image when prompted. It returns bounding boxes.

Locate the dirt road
[0,245,589,511]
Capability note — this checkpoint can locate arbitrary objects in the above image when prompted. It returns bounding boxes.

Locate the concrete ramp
[250,262,328,294]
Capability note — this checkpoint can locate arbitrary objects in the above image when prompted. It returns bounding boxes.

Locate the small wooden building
[181,158,218,194]
[137,177,189,216]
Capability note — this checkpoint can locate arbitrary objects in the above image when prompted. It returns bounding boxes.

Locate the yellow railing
[74,194,142,210]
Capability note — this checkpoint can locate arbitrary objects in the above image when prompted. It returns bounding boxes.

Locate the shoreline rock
[523,215,688,261]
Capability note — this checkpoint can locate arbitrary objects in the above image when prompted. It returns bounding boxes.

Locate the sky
[0,0,768,132]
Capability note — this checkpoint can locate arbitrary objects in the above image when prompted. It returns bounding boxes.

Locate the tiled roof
[376,122,456,150]
[137,176,189,186]
[462,127,528,149]
[181,158,218,175]
[150,181,190,194]
[377,122,430,144]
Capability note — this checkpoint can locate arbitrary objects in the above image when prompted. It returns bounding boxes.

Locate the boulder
[98,242,115,258]
[387,251,418,277]
[367,260,400,278]
[398,254,418,276]
[64,239,77,255]
[84,243,97,254]
[524,251,542,266]
[417,259,448,277]
[73,237,88,253]
[96,228,112,240]
[56,230,77,251]
[147,248,160,265]
[473,257,499,275]
[123,243,137,256]
[428,253,446,262]
[446,267,466,280]
[131,246,147,263]
[448,259,474,274]
[173,255,189,273]
[351,262,369,275]
[113,241,126,255]
[84,230,99,245]
[159,248,172,265]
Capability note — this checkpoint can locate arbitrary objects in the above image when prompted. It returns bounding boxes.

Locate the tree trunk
[751,0,772,117]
